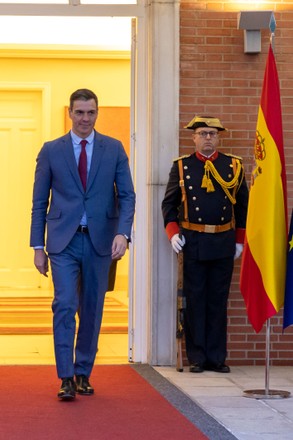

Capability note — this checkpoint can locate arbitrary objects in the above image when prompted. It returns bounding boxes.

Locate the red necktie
[78,140,87,190]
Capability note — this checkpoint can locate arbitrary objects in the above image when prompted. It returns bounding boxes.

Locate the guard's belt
[181,220,234,233]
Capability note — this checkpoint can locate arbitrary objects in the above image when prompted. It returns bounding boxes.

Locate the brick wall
[180,2,293,365]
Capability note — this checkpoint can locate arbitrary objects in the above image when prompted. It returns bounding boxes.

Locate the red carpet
[0,365,208,440]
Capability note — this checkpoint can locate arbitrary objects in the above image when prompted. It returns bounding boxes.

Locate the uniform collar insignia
[196,150,218,162]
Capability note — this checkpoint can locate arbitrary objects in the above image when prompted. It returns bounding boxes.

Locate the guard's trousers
[183,256,234,366]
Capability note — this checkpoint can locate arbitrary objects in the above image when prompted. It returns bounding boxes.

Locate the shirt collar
[70,130,95,145]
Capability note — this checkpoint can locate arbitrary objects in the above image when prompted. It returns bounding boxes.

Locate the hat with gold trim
[184,115,227,131]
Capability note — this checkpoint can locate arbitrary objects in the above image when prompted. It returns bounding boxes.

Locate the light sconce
[237,11,275,54]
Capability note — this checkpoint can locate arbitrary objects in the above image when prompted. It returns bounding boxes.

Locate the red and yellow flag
[240,44,287,333]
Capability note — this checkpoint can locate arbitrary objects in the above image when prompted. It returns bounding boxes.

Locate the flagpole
[265,318,270,395]
[243,13,290,399]
[264,15,274,397]
[243,317,289,398]
[270,14,275,52]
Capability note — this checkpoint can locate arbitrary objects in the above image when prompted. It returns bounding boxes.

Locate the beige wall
[0,52,130,139]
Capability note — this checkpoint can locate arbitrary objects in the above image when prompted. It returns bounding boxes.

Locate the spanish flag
[240,44,287,333]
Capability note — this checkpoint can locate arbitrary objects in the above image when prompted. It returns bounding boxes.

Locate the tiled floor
[155,365,293,440]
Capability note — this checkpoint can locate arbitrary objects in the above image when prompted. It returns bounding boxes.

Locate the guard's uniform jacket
[162,150,248,260]
[162,150,249,367]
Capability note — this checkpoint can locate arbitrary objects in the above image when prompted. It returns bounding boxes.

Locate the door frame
[0,0,180,366]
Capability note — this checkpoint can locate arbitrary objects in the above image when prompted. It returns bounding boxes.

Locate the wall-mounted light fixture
[237,11,275,54]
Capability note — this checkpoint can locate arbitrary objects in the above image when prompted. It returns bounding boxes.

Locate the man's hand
[171,233,186,253]
[234,243,244,260]
[34,249,49,277]
[112,234,128,260]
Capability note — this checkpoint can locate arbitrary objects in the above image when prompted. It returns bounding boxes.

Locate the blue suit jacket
[30,131,135,255]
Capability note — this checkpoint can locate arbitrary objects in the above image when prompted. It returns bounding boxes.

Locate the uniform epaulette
[224,153,243,161]
[173,154,191,162]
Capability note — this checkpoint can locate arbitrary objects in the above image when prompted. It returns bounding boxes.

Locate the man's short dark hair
[69,89,98,110]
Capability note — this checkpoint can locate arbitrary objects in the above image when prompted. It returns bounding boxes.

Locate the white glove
[171,234,186,253]
[234,243,243,260]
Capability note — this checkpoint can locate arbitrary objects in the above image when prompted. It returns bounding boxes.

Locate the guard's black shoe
[75,375,94,395]
[189,363,204,373]
[57,377,76,401]
[207,363,230,373]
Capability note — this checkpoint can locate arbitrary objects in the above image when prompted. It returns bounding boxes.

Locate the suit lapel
[87,132,105,191]
[62,133,84,192]
[61,131,105,193]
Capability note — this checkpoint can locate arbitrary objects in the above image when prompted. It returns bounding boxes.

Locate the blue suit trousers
[49,231,112,379]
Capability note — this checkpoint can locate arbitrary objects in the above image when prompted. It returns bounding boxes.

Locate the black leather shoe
[189,363,204,373]
[207,363,230,373]
[57,377,76,400]
[75,375,94,395]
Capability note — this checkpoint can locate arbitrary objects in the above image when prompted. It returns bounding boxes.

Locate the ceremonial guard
[162,116,248,373]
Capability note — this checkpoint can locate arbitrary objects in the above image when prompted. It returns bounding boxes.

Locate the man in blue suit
[30,89,135,400]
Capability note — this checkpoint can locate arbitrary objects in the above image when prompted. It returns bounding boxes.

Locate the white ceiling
[0,16,131,49]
